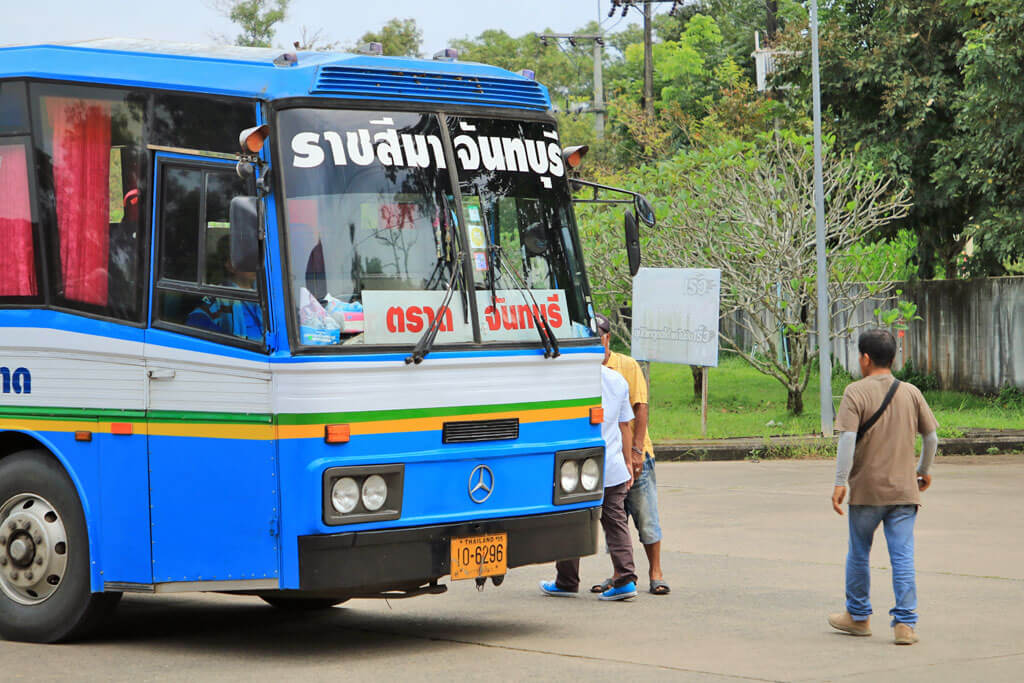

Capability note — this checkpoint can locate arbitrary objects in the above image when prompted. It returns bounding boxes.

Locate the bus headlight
[361,474,388,511]
[322,465,404,525]
[580,458,601,491]
[553,447,603,505]
[331,477,360,514]
[560,460,580,493]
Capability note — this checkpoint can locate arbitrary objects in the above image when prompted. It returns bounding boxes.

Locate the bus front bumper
[297,507,601,592]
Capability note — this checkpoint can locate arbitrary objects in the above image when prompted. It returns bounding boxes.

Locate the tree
[677,132,911,414]
[949,0,1024,274]
[578,131,911,415]
[213,0,289,48]
[357,18,423,57]
[772,1,1023,278]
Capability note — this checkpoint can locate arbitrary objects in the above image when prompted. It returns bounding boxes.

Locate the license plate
[450,533,507,581]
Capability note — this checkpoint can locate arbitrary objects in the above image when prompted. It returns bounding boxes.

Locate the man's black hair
[858,328,897,368]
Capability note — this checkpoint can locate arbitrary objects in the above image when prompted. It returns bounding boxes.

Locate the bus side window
[29,83,146,322]
[154,163,263,346]
[0,82,40,304]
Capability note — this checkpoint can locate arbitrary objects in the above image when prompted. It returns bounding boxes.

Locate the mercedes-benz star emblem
[468,464,495,504]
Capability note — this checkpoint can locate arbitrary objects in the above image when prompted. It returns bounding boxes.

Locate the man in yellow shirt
[592,314,670,596]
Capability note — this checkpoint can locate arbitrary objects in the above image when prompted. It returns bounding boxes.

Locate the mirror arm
[570,177,641,202]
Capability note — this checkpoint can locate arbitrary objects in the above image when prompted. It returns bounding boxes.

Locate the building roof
[0,39,551,111]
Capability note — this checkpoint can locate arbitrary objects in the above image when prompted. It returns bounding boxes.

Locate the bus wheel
[260,595,349,611]
[0,451,121,643]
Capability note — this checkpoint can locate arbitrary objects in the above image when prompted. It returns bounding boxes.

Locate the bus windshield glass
[447,115,594,342]
[278,108,596,348]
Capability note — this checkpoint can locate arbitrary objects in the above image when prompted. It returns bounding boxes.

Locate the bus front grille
[442,418,519,444]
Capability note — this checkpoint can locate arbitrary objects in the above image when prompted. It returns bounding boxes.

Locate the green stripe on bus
[0,396,597,427]
[0,406,146,421]
[0,406,270,424]
[273,396,600,426]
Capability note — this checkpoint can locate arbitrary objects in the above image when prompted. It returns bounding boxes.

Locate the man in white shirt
[540,365,639,601]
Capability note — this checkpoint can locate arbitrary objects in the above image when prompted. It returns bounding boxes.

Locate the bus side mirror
[624,210,641,276]
[634,194,656,228]
[230,196,261,273]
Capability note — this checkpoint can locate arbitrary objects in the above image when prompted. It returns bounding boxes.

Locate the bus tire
[0,450,122,643]
[260,595,348,611]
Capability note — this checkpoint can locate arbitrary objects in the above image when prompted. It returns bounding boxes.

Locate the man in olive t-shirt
[827,329,939,646]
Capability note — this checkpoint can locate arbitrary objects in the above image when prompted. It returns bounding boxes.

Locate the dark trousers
[555,481,637,591]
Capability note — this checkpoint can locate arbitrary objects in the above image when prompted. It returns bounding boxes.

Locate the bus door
[144,152,279,587]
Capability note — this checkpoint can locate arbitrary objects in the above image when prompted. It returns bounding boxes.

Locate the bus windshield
[278,108,596,348]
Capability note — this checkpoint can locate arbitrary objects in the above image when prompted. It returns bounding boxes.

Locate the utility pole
[593,38,605,138]
[537,33,606,138]
[810,0,833,436]
[643,0,654,117]
[610,1,683,117]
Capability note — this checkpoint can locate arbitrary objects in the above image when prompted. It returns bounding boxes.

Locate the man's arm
[917,430,938,491]
[619,422,634,489]
[831,431,856,515]
[631,402,649,475]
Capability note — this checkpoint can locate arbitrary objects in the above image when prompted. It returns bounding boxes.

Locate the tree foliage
[215,0,289,48]
[357,18,423,57]
[578,131,910,414]
[774,0,1024,277]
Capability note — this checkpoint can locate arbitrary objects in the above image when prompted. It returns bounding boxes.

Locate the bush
[893,360,940,392]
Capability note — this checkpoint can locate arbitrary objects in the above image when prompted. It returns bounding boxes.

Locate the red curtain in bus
[45,97,111,306]
[0,143,37,297]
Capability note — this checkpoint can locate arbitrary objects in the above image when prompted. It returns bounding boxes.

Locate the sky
[1,1,647,53]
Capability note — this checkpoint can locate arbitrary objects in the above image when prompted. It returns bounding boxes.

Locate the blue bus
[0,39,648,642]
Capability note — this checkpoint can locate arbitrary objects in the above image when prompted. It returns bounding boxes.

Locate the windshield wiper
[406,194,464,365]
[488,245,560,359]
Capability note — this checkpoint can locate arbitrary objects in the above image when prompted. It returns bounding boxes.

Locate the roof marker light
[358,42,384,56]
[433,47,458,62]
[273,51,298,67]
[238,124,270,154]
[519,69,536,81]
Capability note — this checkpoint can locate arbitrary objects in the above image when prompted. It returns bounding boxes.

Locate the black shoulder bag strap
[856,379,901,443]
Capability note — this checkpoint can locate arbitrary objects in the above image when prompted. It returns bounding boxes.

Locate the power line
[537,32,607,138]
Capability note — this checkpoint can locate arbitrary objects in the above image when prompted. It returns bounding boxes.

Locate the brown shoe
[893,623,919,645]
[828,612,872,636]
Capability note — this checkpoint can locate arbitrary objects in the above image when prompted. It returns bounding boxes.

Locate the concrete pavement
[2,455,1022,681]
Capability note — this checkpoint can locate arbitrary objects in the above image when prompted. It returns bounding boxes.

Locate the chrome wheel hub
[0,494,68,605]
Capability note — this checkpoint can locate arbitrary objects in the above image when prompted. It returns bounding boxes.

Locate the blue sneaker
[599,581,638,601]
[539,580,577,597]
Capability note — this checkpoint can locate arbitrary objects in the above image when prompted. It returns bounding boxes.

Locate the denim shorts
[624,454,663,544]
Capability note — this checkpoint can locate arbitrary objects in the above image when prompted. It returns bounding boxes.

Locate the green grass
[647,354,1024,441]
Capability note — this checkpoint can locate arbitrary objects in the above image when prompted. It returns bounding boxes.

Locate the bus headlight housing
[553,447,603,505]
[580,458,601,492]
[322,465,404,526]
[560,460,580,494]
[331,477,360,514]
[361,474,388,511]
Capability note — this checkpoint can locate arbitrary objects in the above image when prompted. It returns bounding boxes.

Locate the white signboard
[477,289,570,341]
[361,289,570,345]
[362,290,473,345]
[630,267,721,367]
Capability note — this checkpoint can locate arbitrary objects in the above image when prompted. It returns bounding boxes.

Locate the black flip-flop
[590,577,614,593]
[649,579,671,595]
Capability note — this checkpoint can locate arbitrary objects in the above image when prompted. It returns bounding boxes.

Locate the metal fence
[721,277,1024,393]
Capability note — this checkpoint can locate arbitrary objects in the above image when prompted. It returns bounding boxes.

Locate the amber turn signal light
[75,431,92,442]
[238,124,271,154]
[325,424,351,444]
[562,144,589,169]
[589,407,604,424]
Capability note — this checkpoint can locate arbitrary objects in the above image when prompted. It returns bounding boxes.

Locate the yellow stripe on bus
[0,405,593,442]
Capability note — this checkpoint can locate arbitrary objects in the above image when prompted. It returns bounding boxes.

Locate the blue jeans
[846,505,918,626]
[625,455,662,545]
